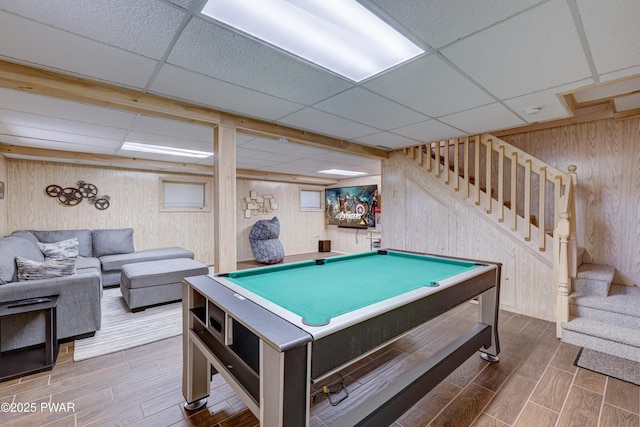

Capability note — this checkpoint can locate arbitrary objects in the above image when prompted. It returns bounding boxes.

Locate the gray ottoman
[120,258,209,311]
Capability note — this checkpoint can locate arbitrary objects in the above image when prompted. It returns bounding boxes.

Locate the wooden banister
[407,134,577,338]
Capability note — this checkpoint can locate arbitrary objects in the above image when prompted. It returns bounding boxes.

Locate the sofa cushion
[9,230,40,250]
[100,247,194,272]
[92,228,134,257]
[31,230,93,257]
[0,236,45,284]
[38,238,79,259]
[15,255,77,281]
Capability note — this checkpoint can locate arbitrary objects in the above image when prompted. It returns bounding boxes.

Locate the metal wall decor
[45,181,110,210]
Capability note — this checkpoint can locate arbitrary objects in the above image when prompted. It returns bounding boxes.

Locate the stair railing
[402,134,577,335]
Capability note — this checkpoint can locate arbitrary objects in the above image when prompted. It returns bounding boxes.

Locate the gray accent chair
[249,217,285,264]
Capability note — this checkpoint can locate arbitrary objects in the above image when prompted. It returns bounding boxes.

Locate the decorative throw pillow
[15,255,78,281]
[37,238,79,259]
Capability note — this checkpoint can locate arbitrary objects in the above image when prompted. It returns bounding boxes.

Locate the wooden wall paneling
[0,155,7,236]
[503,117,640,285]
[387,151,554,320]
[6,159,216,265]
[381,156,406,250]
[236,179,328,261]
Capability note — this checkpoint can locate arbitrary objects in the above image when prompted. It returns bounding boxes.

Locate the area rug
[73,287,182,361]
[575,348,640,386]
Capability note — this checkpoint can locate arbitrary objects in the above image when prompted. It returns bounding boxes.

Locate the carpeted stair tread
[576,263,615,281]
[571,284,640,317]
[573,263,615,297]
[562,317,640,347]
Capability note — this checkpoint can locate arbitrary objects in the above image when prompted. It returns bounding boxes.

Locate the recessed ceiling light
[200,0,425,82]
[121,142,213,158]
[318,169,367,176]
[523,107,541,115]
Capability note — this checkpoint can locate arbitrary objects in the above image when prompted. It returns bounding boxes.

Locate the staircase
[562,263,640,362]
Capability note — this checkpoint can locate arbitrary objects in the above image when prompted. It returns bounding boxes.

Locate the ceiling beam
[0,60,389,160]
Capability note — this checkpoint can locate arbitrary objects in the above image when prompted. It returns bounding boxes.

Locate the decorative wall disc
[44,181,110,210]
[58,187,83,206]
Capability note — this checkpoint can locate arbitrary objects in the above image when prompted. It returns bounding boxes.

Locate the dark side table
[0,295,59,382]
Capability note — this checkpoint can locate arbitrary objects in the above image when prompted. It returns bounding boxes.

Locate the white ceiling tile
[0,0,186,59]
[599,66,640,83]
[166,17,353,104]
[364,55,494,117]
[0,132,121,154]
[131,115,213,142]
[279,108,379,140]
[440,103,525,134]
[149,65,303,120]
[504,79,593,122]
[0,89,138,128]
[312,151,381,166]
[441,1,592,99]
[0,110,128,141]
[123,132,214,153]
[577,0,640,76]
[392,120,465,142]
[614,92,640,113]
[371,0,541,49]
[353,132,420,150]
[313,88,428,129]
[237,136,326,158]
[236,147,301,163]
[0,12,158,88]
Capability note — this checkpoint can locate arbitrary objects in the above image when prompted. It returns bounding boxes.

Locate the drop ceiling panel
[0,0,187,59]
[0,12,158,89]
[236,147,301,164]
[237,137,323,157]
[0,111,128,142]
[441,1,592,100]
[123,132,213,153]
[572,76,640,104]
[440,103,525,134]
[150,64,303,120]
[313,88,428,129]
[370,0,542,49]
[577,0,640,75]
[166,17,353,104]
[504,79,593,122]
[391,119,465,143]
[312,150,382,166]
[614,93,640,113]
[131,115,213,142]
[353,132,421,150]
[364,55,495,117]
[0,89,138,129]
[279,108,379,140]
[0,133,121,155]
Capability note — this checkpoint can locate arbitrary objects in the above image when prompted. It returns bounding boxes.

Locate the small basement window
[300,188,323,211]
[160,178,210,211]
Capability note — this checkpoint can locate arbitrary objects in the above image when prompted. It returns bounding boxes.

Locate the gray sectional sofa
[0,228,194,352]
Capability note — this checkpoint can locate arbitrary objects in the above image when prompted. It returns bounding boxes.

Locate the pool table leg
[478,286,500,361]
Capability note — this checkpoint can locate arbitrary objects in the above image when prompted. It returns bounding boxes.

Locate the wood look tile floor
[1,253,638,426]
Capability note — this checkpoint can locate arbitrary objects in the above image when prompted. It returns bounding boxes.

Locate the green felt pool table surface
[224,250,482,326]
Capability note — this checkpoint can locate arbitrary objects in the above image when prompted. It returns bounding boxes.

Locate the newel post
[556,212,571,338]
[567,165,578,278]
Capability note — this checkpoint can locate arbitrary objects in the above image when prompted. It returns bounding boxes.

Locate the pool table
[182,249,501,426]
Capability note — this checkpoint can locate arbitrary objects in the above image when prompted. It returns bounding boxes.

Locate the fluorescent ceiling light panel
[121,142,213,158]
[318,169,367,176]
[200,0,425,82]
